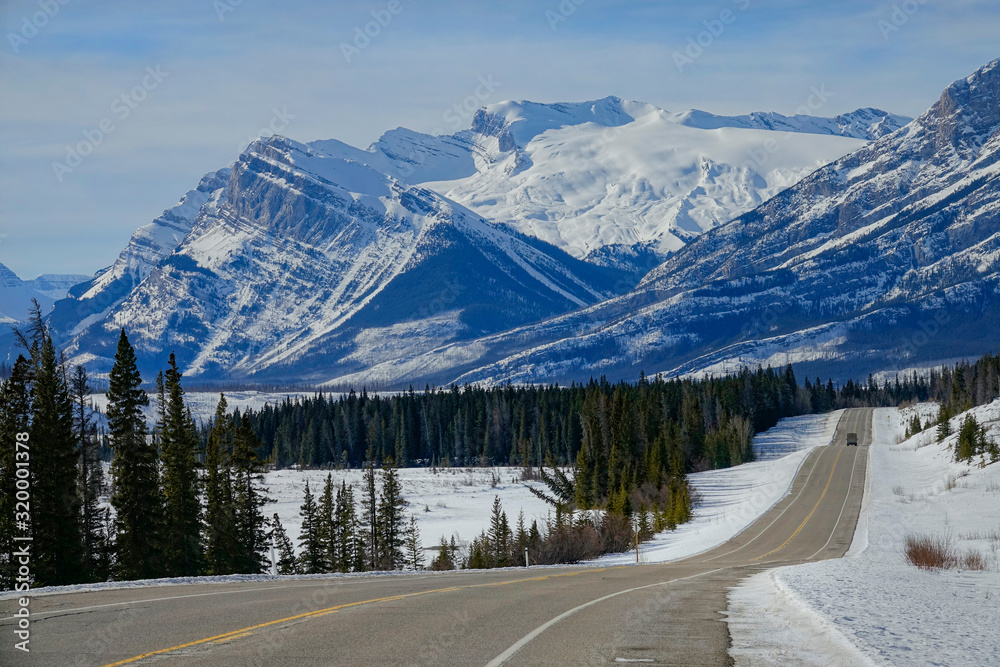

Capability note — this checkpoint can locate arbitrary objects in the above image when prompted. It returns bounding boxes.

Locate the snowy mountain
[674,107,910,140]
[0,261,88,324]
[311,97,904,270]
[53,137,625,380]
[48,169,231,337]
[326,58,1000,387]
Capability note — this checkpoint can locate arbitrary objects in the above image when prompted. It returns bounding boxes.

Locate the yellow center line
[752,447,844,562]
[100,568,614,666]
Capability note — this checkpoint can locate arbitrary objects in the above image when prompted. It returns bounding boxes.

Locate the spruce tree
[72,365,108,582]
[158,353,203,576]
[31,336,85,586]
[430,536,456,571]
[317,474,336,573]
[936,403,953,442]
[488,496,512,568]
[231,415,271,574]
[0,356,31,589]
[268,513,297,574]
[108,329,165,581]
[204,395,237,575]
[404,515,424,571]
[335,482,364,572]
[377,460,407,570]
[361,459,380,570]
[297,482,324,573]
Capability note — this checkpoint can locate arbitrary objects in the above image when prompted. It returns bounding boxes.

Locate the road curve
[0,408,872,666]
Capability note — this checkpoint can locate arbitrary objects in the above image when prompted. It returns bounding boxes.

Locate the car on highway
[846,432,858,446]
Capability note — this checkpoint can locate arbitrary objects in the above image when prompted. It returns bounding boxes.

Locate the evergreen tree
[936,403,953,442]
[377,460,407,570]
[403,515,424,571]
[297,481,324,573]
[268,513,297,574]
[317,474,336,573]
[361,459,380,570]
[107,330,165,581]
[0,356,31,589]
[31,336,85,586]
[158,353,203,576]
[430,535,456,571]
[231,415,271,573]
[203,395,237,575]
[487,496,512,568]
[72,365,108,582]
[466,531,490,569]
[334,481,363,572]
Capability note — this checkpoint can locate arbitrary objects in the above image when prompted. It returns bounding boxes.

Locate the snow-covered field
[727,400,1000,666]
[592,411,844,565]
[264,466,553,554]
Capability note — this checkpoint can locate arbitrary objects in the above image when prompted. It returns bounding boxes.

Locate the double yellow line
[751,447,844,562]
[102,568,611,666]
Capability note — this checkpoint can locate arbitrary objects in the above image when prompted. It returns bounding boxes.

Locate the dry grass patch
[961,550,990,571]
[904,533,957,570]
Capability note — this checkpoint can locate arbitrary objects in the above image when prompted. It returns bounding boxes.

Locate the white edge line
[483,567,727,667]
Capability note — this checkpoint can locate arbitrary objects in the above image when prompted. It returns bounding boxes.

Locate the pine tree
[317,474,336,573]
[267,513,297,574]
[936,403,953,442]
[108,330,165,581]
[361,459,380,571]
[404,515,424,571]
[377,460,407,570]
[955,415,988,462]
[204,395,237,575]
[158,353,203,576]
[466,531,490,569]
[488,496,512,568]
[231,415,271,574]
[72,365,108,582]
[430,535,456,571]
[334,481,363,572]
[31,336,85,586]
[0,356,31,589]
[297,482,324,573]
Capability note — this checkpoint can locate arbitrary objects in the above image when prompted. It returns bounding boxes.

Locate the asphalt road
[0,408,872,666]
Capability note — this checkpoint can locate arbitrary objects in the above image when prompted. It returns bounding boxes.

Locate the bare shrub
[904,533,957,570]
[600,512,634,554]
[892,485,905,496]
[961,549,989,571]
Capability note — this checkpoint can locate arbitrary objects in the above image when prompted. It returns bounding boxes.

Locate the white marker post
[525,547,530,568]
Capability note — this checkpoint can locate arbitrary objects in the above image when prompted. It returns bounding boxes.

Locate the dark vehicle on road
[846,432,858,446]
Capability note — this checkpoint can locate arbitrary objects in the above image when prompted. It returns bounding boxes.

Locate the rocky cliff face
[55,137,625,381]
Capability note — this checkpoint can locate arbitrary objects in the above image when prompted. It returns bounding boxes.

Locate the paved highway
[0,408,872,666]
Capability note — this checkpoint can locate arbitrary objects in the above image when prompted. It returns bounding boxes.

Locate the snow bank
[727,400,1000,666]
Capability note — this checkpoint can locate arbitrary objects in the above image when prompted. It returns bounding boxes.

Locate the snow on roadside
[727,400,1000,666]
[592,410,844,565]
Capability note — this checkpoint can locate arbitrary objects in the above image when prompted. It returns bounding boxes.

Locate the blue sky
[1,0,998,277]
